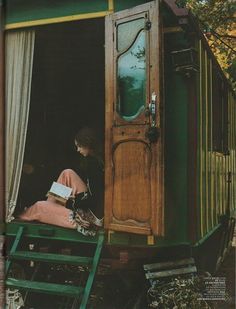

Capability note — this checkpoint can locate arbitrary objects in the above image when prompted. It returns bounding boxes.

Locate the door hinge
[145,21,152,30]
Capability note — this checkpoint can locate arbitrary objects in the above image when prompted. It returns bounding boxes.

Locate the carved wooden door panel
[105,1,164,235]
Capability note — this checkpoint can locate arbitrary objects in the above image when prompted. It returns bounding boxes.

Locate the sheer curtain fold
[5,30,35,222]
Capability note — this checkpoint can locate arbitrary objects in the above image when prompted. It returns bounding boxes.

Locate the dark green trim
[6,222,190,247]
[6,0,108,25]
[108,230,191,247]
[114,0,149,11]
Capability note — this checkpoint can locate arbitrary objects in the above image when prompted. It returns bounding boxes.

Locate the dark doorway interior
[17,18,105,212]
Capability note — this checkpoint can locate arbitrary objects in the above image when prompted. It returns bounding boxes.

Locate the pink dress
[19,169,87,229]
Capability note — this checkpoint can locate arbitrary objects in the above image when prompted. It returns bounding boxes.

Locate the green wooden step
[6,278,84,297]
[6,221,100,244]
[10,251,93,266]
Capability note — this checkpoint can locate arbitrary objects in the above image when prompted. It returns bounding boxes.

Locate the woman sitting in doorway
[19,127,104,236]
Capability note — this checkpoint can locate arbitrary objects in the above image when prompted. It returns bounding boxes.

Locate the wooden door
[105,1,164,236]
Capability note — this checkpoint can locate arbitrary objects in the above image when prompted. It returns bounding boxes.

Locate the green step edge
[6,221,101,244]
[10,251,93,265]
[6,278,84,297]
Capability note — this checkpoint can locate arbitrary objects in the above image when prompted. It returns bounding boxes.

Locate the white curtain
[5,30,35,222]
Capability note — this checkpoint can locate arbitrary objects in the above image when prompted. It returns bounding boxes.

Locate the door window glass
[117,18,145,53]
[117,30,146,121]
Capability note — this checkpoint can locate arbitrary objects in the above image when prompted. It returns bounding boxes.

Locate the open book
[46,182,73,204]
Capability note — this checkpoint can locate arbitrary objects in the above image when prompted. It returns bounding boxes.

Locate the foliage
[147,276,211,308]
[179,0,236,90]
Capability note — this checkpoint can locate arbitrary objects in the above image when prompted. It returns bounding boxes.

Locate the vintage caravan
[1,0,235,308]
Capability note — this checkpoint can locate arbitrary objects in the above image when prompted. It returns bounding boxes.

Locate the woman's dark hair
[75,127,99,155]
[75,127,104,173]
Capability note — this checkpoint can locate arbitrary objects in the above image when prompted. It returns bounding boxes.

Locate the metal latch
[145,92,160,143]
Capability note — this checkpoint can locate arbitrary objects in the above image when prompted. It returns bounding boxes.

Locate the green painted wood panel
[114,0,150,11]
[5,0,152,25]
[164,32,188,243]
[5,0,109,24]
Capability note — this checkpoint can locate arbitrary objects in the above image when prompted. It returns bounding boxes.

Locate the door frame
[104,1,164,236]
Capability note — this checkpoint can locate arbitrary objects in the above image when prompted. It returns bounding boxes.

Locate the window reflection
[117,18,145,53]
[117,30,146,121]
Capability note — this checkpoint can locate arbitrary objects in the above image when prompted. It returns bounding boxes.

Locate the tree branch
[220,34,236,40]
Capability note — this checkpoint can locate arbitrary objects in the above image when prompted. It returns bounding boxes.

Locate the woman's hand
[65,196,75,210]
